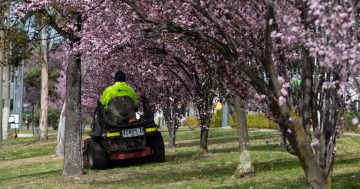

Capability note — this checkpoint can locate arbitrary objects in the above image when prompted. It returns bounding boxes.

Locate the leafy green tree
[24,63,60,100]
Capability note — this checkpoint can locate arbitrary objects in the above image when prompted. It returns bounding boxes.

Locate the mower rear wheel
[88,138,108,169]
[147,131,165,163]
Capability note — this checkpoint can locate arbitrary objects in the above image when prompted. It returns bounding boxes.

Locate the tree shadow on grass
[211,177,304,189]
[250,143,286,153]
[176,137,238,148]
[94,150,296,186]
[334,155,360,166]
[91,161,238,187]
[207,143,287,155]
[172,132,278,149]
[209,146,239,154]
[252,151,360,173]
[165,150,199,162]
[216,167,360,189]
[249,133,279,140]
[332,170,360,189]
[107,150,208,169]
[0,169,60,182]
[89,151,360,188]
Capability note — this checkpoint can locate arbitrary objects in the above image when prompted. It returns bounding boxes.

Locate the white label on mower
[122,128,144,138]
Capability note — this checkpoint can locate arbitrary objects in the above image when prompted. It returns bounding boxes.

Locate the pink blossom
[278,76,285,85]
[352,117,359,125]
[281,88,288,96]
[279,96,287,105]
[311,138,320,147]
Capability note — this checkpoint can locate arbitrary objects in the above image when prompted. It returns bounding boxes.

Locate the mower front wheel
[88,138,108,169]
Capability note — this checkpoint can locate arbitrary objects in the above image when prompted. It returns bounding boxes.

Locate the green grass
[0,128,359,189]
[0,131,57,161]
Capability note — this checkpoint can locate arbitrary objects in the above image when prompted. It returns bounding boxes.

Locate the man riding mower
[83,70,165,170]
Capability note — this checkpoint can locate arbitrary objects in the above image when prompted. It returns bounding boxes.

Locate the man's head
[114,70,126,82]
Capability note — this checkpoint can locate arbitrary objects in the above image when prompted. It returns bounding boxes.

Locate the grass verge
[0,128,359,189]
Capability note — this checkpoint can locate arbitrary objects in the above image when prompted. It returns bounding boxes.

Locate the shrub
[186,112,360,133]
[210,110,222,128]
[48,108,61,130]
[188,111,277,130]
[186,116,199,128]
[33,107,61,130]
[229,116,236,127]
[246,114,277,130]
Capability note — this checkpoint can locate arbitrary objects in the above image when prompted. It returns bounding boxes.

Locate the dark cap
[114,70,126,82]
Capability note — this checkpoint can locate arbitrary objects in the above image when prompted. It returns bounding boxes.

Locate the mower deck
[109,147,153,160]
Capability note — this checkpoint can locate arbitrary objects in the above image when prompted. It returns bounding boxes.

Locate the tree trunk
[164,108,177,148]
[1,65,9,140]
[286,118,328,189]
[1,4,10,140]
[200,126,209,154]
[55,50,92,155]
[39,20,49,140]
[167,115,175,147]
[63,51,83,177]
[0,65,3,141]
[0,26,4,141]
[228,94,255,178]
[56,102,66,156]
[199,113,210,154]
[168,123,176,147]
[168,114,180,148]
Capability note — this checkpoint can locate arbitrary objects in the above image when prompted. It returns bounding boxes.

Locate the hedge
[186,112,277,130]
[246,114,277,130]
[185,111,360,133]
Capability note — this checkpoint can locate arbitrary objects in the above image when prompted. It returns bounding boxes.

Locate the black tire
[147,131,165,163]
[88,138,108,169]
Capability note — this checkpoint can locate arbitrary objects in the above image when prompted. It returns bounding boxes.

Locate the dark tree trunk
[168,120,177,148]
[63,51,83,177]
[280,116,328,189]
[200,126,209,154]
[315,73,339,188]
[199,113,210,154]
[228,94,255,178]
[301,48,314,141]
[164,108,179,148]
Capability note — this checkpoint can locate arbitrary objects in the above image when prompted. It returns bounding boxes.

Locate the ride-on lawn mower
[83,96,165,170]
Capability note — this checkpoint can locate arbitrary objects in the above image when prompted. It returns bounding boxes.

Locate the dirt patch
[0,155,62,169]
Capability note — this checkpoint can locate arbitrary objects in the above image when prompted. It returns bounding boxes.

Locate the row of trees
[1,0,64,141]
[1,1,32,140]
[9,0,360,188]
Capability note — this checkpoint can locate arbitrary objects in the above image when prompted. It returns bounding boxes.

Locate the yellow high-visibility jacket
[100,82,137,109]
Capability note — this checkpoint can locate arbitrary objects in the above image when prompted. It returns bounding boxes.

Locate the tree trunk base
[168,143,177,148]
[63,172,83,177]
[233,165,255,178]
[40,134,48,140]
[55,143,64,156]
[198,148,208,155]
[193,150,211,160]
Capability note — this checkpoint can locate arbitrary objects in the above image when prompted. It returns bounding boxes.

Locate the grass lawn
[0,128,359,189]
